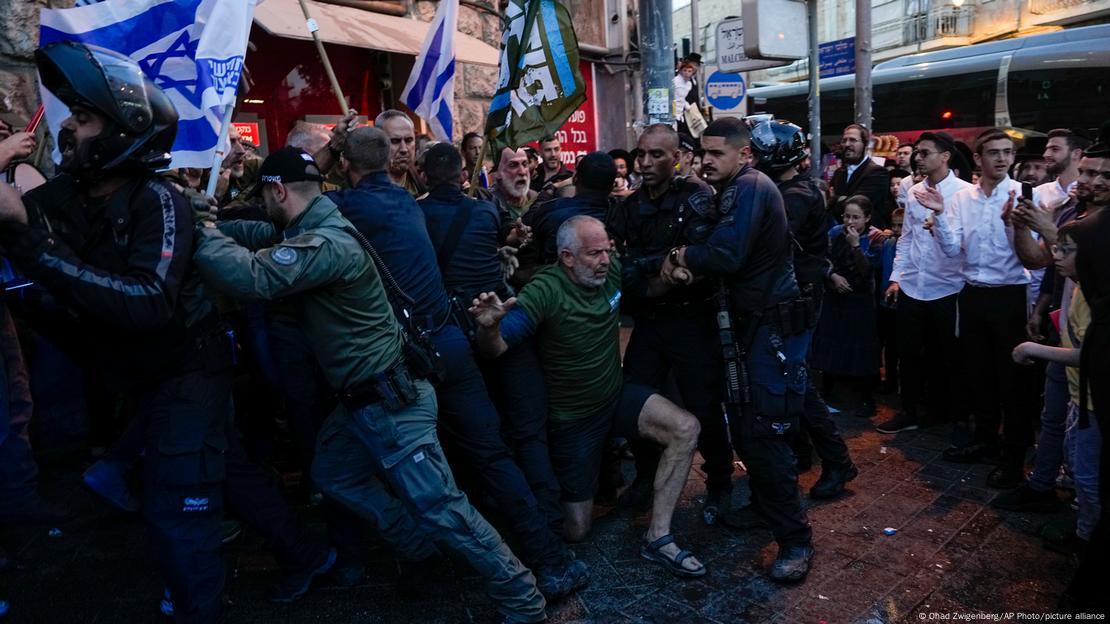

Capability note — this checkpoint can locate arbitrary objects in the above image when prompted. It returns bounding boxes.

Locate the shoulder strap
[436,200,475,273]
[340,224,415,308]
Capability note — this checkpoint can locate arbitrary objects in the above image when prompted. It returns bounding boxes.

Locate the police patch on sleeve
[272,246,299,266]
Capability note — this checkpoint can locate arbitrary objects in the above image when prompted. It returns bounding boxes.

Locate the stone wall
[0,0,72,126]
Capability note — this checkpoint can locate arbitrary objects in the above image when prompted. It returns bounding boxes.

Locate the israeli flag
[39,0,259,169]
[399,0,457,142]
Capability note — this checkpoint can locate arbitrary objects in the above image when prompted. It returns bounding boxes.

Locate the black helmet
[35,40,178,175]
[750,119,808,174]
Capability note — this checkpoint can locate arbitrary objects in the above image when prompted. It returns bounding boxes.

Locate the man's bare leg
[636,394,702,572]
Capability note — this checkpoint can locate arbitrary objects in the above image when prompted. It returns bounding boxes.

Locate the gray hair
[286,122,331,154]
[343,126,390,172]
[556,215,604,256]
[374,109,414,128]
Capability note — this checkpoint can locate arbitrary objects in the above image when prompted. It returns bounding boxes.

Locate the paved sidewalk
[0,398,1078,623]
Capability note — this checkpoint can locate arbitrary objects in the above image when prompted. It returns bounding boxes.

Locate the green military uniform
[192,194,546,623]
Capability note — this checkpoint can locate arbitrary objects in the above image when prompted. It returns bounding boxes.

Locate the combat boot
[769,544,814,583]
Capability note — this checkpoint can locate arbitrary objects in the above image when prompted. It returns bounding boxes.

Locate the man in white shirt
[918,128,1041,489]
[877,132,973,434]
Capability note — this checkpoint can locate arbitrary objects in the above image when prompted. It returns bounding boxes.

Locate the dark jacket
[420,185,508,301]
[683,165,799,313]
[609,175,715,309]
[778,172,831,286]
[520,189,614,266]
[0,174,218,390]
[327,171,452,326]
[830,158,891,228]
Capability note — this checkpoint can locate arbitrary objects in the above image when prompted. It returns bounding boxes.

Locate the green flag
[485,0,586,149]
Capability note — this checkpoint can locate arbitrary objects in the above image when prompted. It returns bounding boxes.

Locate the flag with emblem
[399,0,458,143]
[484,0,585,149]
[38,0,259,169]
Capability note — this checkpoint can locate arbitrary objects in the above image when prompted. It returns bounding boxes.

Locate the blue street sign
[819,37,856,78]
[705,71,746,110]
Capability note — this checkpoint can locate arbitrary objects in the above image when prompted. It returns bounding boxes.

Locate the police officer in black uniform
[608,124,735,523]
[0,42,230,621]
[748,118,858,500]
[662,117,815,582]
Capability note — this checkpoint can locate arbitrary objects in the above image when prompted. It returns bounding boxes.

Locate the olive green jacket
[193,195,403,392]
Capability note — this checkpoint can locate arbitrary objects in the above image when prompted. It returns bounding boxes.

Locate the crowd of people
[1,40,1109,623]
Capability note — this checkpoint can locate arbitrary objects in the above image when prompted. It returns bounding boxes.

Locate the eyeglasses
[1051,244,1077,255]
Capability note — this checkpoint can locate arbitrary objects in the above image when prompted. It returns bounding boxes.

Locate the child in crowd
[876,207,903,394]
[810,195,884,418]
[1012,223,1100,552]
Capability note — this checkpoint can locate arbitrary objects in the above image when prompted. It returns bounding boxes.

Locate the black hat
[678,133,700,152]
[1016,136,1048,160]
[258,147,325,186]
[685,53,702,64]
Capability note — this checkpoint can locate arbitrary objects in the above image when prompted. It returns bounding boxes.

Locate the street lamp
[951,0,965,7]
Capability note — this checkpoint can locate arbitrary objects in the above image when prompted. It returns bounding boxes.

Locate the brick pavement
[0,397,1078,623]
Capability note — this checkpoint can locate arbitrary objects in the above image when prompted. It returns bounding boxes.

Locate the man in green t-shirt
[470,215,707,578]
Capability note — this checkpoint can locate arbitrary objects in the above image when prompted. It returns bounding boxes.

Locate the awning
[253,0,500,67]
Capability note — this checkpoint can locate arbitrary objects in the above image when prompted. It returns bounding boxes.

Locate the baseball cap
[257,146,326,186]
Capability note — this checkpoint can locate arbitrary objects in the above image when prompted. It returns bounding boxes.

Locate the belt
[338,359,413,411]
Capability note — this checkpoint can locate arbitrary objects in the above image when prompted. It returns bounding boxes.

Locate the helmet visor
[91,48,154,134]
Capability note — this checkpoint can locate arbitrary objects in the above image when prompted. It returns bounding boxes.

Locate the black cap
[678,133,700,152]
[258,147,325,186]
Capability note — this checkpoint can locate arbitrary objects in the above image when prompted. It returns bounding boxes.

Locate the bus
[744,24,1110,146]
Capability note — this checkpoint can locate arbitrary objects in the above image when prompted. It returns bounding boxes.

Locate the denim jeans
[1028,362,1069,492]
[1065,402,1102,541]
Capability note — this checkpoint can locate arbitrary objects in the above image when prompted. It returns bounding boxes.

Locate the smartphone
[1021,182,1033,202]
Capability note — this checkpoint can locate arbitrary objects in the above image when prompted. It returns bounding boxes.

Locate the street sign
[705,71,746,110]
[819,37,855,78]
[740,0,808,61]
[715,17,787,73]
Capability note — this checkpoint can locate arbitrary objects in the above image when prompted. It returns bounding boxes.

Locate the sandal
[640,534,706,578]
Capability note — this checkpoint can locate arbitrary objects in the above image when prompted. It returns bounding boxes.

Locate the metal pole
[205,104,236,197]
[854,0,872,129]
[807,0,821,169]
[638,0,674,125]
[690,0,700,54]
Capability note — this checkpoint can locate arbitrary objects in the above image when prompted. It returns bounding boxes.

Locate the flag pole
[204,103,236,196]
[297,0,349,113]
[467,139,488,198]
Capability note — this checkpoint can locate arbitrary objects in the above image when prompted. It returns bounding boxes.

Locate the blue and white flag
[39,0,259,169]
[399,0,457,142]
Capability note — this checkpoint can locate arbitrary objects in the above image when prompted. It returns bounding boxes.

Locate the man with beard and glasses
[922,128,1040,489]
[0,41,236,622]
[878,132,974,435]
[375,109,426,198]
[661,118,816,582]
[606,124,729,522]
[830,124,892,228]
[994,141,1105,514]
[470,215,706,579]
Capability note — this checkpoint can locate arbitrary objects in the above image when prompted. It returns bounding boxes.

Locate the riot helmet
[35,41,178,177]
[749,119,808,174]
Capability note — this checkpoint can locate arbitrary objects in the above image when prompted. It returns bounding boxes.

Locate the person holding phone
[916,128,1042,489]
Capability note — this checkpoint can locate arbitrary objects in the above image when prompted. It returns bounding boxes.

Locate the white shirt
[673,74,693,115]
[1034,178,1076,211]
[890,171,974,301]
[934,176,1031,287]
[896,174,914,209]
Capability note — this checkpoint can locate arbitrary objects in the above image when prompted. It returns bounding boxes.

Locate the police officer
[328,128,589,601]
[748,119,858,500]
[661,117,815,582]
[515,152,618,286]
[608,124,735,524]
[191,144,548,623]
[0,42,230,621]
[418,144,564,536]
